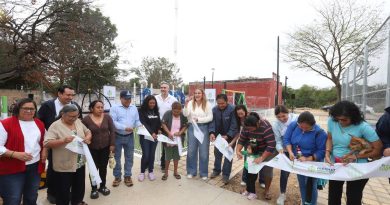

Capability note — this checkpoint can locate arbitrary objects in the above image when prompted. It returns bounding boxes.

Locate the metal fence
[341,16,390,125]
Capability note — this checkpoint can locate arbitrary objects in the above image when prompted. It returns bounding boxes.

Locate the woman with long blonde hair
[183,88,213,180]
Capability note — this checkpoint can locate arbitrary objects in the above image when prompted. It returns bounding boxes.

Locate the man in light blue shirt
[110,90,141,188]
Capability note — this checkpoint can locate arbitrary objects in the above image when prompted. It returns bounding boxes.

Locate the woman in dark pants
[325,101,383,205]
[44,105,92,205]
[138,95,161,182]
[82,100,115,199]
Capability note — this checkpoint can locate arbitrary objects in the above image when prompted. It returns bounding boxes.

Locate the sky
[96,0,389,89]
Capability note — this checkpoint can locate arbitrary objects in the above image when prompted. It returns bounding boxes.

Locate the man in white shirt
[155,82,177,170]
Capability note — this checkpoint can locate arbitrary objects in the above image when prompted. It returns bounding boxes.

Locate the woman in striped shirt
[236,115,276,200]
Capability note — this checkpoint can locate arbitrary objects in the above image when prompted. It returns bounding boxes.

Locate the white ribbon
[176,137,184,156]
[249,153,390,181]
[137,126,155,142]
[157,134,178,145]
[192,122,204,144]
[65,137,102,185]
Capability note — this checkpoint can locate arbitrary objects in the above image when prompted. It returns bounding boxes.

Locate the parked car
[321,104,333,112]
[356,104,375,114]
[321,103,375,114]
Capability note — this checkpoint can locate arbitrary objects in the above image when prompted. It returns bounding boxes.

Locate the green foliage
[129,78,141,88]
[0,0,119,92]
[284,85,337,108]
[284,0,383,101]
[131,57,183,89]
[182,84,189,95]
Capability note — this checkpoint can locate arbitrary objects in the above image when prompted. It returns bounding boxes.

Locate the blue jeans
[139,135,158,173]
[297,175,318,205]
[280,170,290,193]
[186,123,210,177]
[0,162,40,205]
[114,134,134,178]
[213,146,233,178]
[280,152,290,193]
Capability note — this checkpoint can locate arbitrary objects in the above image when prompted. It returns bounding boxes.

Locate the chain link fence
[342,16,390,125]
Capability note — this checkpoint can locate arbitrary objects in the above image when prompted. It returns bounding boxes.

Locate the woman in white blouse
[0,98,47,205]
[183,88,213,180]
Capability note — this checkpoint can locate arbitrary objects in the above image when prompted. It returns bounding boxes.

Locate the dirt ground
[222,169,302,205]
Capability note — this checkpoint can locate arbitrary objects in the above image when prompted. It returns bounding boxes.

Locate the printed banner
[213,135,234,161]
[251,153,390,181]
[192,122,204,144]
[248,156,263,174]
[103,85,116,110]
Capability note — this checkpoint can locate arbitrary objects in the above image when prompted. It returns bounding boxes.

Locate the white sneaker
[247,193,258,200]
[241,191,249,196]
[201,176,208,181]
[187,174,193,179]
[260,183,265,189]
[240,181,246,186]
[276,193,285,205]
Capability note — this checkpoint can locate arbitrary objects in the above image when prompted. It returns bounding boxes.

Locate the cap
[120,90,132,99]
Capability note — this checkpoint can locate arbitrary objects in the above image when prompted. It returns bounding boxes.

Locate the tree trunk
[335,82,342,102]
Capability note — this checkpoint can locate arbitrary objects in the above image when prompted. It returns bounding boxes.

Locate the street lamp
[211,68,215,88]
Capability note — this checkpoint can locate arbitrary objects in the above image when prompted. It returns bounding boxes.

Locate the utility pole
[284,76,288,105]
[275,36,280,106]
[211,68,215,88]
[203,76,206,90]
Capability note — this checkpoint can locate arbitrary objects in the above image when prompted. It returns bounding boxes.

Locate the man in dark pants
[376,106,390,183]
[37,85,82,204]
[209,94,238,184]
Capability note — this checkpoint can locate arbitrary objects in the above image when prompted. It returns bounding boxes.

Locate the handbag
[108,152,116,169]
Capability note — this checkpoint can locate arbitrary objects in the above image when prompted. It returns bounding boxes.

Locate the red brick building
[188,73,282,109]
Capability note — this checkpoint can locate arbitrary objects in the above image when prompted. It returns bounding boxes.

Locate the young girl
[241,142,260,199]
[161,102,188,180]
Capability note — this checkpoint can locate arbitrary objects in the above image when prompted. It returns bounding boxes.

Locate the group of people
[0,82,389,205]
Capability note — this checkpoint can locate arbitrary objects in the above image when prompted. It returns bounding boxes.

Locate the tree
[50,6,119,92]
[285,0,384,101]
[131,57,183,88]
[285,85,337,108]
[0,0,119,92]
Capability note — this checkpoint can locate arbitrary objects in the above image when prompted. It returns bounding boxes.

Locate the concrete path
[36,156,266,205]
